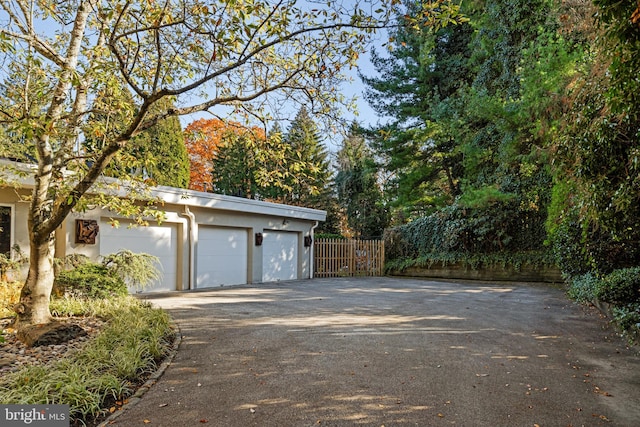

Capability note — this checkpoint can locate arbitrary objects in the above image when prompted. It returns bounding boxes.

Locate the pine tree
[363,1,472,218]
[128,98,190,188]
[211,130,261,198]
[335,123,389,239]
[277,107,332,208]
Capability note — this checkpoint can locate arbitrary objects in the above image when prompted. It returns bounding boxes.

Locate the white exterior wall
[0,179,325,291]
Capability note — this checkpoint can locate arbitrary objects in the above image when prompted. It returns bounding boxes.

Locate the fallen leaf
[109,407,116,413]
[199,419,208,423]
[143,420,151,424]
[437,413,444,418]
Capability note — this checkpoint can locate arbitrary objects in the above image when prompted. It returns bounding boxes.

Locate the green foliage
[364,0,556,259]
[457,186,515,208]
[596,267,640,306]
[335,123,389,238]
[131,113,190,188]
[0,245,26,281]
[0,296,174,424]
[272,107,332,207]
[209,108,333,212]
[314,233,345,240]
[566,272,601,303]
[549,0,640,276]
[101,250,161,292]
[211,129,262,198]
[385,201,552,271]
[53,250,160,298]
[610,304,640,337]
[54,264,128,299]
[567,268,640,340]
[90,97,190,188]
[364,4,472,217]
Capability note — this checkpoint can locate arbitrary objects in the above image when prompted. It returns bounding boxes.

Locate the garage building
[0,170,326,292]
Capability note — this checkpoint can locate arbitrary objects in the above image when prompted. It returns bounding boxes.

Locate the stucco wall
[1,180,325,291]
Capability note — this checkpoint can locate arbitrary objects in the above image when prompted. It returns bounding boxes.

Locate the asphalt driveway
[109,277,639,426]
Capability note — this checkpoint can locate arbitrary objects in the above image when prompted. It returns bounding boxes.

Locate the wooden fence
[313,238,385,277]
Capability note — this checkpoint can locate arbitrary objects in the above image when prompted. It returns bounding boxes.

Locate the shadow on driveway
[112,277,639,426]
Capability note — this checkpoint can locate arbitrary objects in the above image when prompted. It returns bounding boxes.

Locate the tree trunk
[14,235,56,327]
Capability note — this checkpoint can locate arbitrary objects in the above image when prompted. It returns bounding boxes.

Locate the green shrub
[384,202,552,271]
[596,267,640,305]
[54,263,128,299]
[0,245,26,281]
[0,296,174,424]
[101,250,161,291]
[567,272,600,303]
[611,304,640,334]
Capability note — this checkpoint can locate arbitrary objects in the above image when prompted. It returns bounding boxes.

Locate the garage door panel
[100,222,177,293]
[262,231,298,282]
[197,227,247,288]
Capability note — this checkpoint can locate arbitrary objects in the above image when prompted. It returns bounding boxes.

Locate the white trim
[154,186,326,221]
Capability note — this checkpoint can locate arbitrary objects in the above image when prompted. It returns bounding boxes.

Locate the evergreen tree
[335,123,389,239]
[84,96,190,188]
[363,1,473,218]
[364,0,573,255]
[277,107,332,208]
[211,129,261,198]
[127,98,190,188]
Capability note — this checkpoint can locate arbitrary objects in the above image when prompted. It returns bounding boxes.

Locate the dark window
[0,206,11,256]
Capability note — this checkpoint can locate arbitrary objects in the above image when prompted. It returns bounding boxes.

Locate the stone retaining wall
[389,262,563,283]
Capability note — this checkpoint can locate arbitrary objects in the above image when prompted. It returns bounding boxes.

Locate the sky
[180,45,387,152]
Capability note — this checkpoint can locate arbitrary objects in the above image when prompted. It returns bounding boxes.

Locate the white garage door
[262,231,298,282]
[197,227,248,288]
[99,221,178,293]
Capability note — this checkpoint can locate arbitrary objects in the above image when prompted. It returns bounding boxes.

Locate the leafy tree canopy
[0,0,463,328]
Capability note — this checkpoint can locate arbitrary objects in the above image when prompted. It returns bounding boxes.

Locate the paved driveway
[110,277,639,426]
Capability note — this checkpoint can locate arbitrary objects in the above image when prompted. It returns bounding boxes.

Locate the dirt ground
[107,277,640,426]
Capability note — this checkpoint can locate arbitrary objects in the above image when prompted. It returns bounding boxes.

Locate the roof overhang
[0,159,327,222]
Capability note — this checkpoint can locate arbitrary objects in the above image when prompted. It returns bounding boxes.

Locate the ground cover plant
[0,286,175,425]
[0,251,174,426]
[567,268,640,344]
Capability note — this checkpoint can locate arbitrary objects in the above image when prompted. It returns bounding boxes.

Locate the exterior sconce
[75,219,99,244]
[304,235,313,247]
[255,232,263,246]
